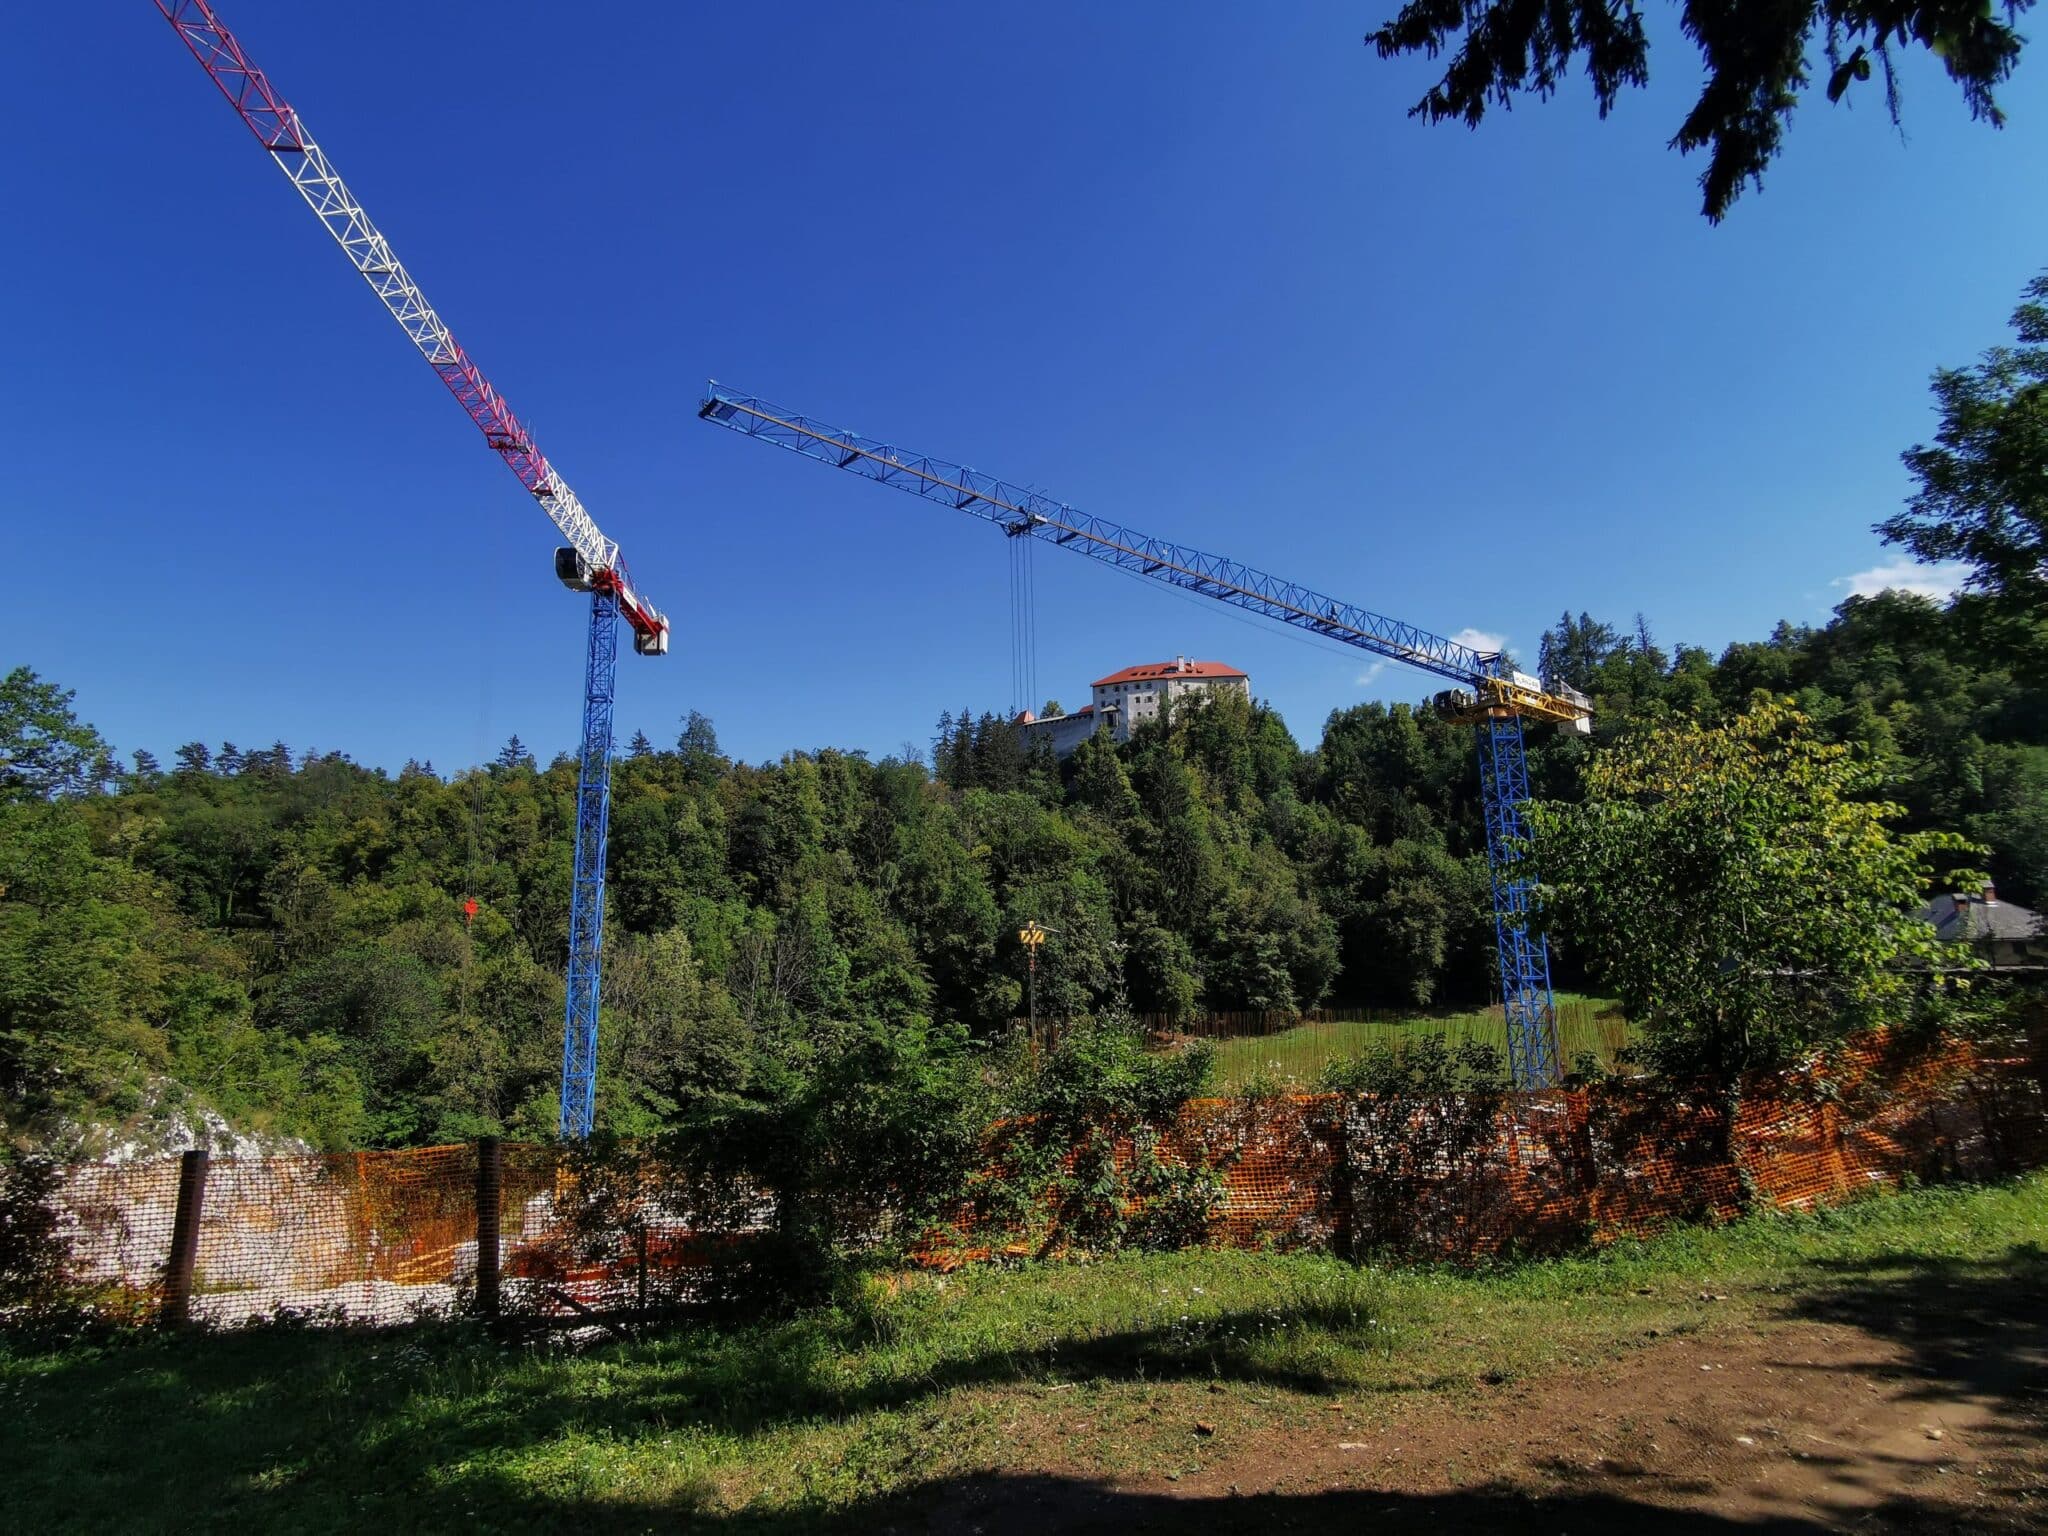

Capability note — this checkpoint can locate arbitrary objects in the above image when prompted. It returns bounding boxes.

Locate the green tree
[158,802,275,927]
[264,945,444,1145]
[1538,611,1620,696]
[1333,836,1487,1007]
[1879,271,2048,644]
[676,710,728,784]
[1366,0,2031,220]
[1070,733,1140,822]
[602,926,751,1130]
[1125,916,1201,1019]
[1527,698,1976,1077]
[0,668,113,803]
[0,804,170,1128]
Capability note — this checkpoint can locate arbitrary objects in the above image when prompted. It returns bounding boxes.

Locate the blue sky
[5,3,2045,771]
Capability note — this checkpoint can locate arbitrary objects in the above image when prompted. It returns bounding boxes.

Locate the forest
[0,587,2042,1153]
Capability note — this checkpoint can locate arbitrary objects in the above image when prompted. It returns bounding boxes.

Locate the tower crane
[698,385,1591,1088]
[154,1,669,1138]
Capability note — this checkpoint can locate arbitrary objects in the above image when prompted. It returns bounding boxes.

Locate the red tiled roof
[1092,659,1247,688]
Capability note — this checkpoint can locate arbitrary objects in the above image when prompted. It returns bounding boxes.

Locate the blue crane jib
[697,384,1591,1089]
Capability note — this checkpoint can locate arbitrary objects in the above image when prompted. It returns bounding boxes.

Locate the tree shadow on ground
[1773,1239,2048,1417]
[16,1242,2048,1533]
[328,1470,2015,1534]
[709,1472,2035,1533]
[5,1299,1390,1531]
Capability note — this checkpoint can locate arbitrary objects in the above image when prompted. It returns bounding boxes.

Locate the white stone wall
[1092,671,1248,741]
[1016,708,1111,759]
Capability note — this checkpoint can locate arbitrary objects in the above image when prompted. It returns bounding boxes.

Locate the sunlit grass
[1200,994,1630,1089]
[7,1170,2045,1533]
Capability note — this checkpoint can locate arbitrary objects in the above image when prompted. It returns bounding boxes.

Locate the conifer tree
[1881,270,2048,646]
[1368,0,2030,220]
[677,711,727,784]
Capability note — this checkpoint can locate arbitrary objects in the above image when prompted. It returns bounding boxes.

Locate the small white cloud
[1449,627,1508,656]
[1354,662,1386,688]
[1832,559,1971,603]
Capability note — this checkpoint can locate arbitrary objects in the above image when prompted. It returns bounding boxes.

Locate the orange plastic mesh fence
[497,1142,775,1316]
[1168,1095,1342,1247]
[54,1157,182,1315]
[935,1031,2047,1263]
[185,1145,480,1324]
[31,1031,2048,1325]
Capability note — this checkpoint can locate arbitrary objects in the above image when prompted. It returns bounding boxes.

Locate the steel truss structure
[700,385,1587,1086]
[1479,715,1562,1088]
[560,592,620,1139]
[156,1,669,1136]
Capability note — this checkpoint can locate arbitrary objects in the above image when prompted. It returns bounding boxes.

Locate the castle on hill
[1014,656,1250,758]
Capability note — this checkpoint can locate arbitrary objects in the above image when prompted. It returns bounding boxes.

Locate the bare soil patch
[884,1261,2048,1533]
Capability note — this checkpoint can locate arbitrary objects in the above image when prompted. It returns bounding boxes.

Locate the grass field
[1200,994,1630,1089]
[6,1170,2044,1532]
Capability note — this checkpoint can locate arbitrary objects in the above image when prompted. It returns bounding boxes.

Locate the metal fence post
[161,1148,210,1327]
[475,1136,502,1319]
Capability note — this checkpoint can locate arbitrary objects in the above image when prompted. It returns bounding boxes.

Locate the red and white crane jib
[153,0,669,654]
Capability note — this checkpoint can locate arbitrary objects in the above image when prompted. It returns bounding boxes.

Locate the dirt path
[1191,1319,2045,1527]
[896,1280,2048,1534]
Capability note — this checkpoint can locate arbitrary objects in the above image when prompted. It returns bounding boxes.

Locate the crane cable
[1007,530,1039,717]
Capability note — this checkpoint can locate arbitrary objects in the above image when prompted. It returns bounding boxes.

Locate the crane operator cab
[555,546,595,592]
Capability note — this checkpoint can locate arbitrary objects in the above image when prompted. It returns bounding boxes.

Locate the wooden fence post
[475,1136,502,1320]
[473,1130,501,1327]
[161,1148,210,1328]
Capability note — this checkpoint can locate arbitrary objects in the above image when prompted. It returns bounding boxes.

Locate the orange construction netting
[28,1028,2047,1325]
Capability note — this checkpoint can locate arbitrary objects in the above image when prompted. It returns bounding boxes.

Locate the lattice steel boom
[699,384,1588,1087]
[156,0,671,1137]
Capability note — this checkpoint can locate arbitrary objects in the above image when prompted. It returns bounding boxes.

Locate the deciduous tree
[1527,698,1975,1077]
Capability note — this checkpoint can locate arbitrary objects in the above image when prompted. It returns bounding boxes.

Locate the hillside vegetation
[1,590,2043,1150]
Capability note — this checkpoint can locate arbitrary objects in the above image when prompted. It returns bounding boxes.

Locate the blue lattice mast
[560,591,620,1140]
[1480,716,1563,1088]
[158,1,670,1138]
[699,385,1589,1087]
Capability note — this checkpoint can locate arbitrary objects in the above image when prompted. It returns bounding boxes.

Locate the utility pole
[1018,920,1056,1047]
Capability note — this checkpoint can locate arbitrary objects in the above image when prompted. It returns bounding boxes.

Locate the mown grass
[5,1171,2045,1533]
[1202,993,1630,1089]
